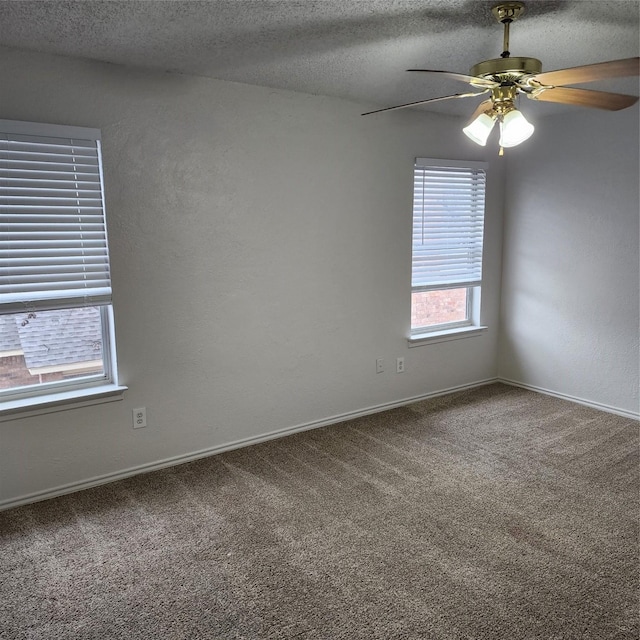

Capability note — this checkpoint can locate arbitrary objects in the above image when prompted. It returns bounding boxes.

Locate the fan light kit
[363,2,639,154]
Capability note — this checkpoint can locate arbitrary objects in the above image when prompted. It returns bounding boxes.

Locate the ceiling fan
[362,2,639,151]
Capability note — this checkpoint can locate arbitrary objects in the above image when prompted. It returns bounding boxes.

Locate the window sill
[0,384,127,422]
[408,325,488,347]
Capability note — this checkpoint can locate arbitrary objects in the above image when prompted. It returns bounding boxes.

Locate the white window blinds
[0,120,111,314]
[412,159,486,291]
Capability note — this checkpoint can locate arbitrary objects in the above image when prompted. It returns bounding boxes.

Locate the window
[0,119,122,411]
[411,158,487,338]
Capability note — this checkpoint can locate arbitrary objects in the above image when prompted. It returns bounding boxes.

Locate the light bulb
[499,109,534,147]
[462,112,497,146]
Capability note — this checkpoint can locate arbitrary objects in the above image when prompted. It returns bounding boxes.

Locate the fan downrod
[492,2,525,58]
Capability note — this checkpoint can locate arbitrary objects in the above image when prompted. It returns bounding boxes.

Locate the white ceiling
[1,0,638,118]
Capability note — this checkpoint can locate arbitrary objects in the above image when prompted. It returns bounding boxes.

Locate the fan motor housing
[470,56,542,81]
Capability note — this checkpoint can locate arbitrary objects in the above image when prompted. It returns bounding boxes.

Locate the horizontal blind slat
[0,169,100,180]
[0,189,102,198]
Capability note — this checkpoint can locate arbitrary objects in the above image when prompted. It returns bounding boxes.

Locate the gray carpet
[0,383,638,639]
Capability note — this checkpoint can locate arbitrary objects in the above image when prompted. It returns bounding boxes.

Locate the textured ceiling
[1,0,638,118]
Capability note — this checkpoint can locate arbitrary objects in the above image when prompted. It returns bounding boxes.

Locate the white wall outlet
[396,357,405,373]
[133,407,147,429]
[376,358,384,374]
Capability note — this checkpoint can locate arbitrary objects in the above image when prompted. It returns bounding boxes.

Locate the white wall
[499,105,639,416]
[0,48,504,507]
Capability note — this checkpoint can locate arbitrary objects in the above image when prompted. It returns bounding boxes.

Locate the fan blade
[465,100,494,125]
[407,69,498,88]
[531,57,639,87]
[361,91,488,116]
[528,86,638,111]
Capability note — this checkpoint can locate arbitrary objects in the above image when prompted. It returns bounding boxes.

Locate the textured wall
[0,47,504,506]
[498,105,639,415]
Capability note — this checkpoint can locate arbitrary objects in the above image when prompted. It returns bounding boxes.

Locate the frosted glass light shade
[462,112,496,146]
[499,109,534,147]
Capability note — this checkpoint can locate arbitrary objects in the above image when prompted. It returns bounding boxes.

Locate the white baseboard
[0,377,498,512]
[498,378,640,420]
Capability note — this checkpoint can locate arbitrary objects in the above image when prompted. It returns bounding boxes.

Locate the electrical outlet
[396,357,405,373]
[133,407,147,429]
[376,358,384,374]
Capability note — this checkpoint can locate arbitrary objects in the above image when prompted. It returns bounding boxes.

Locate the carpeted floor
[0,383,638,639]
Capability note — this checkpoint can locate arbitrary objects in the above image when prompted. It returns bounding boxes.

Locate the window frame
[0,119,125,417]
[409,158,488,345]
